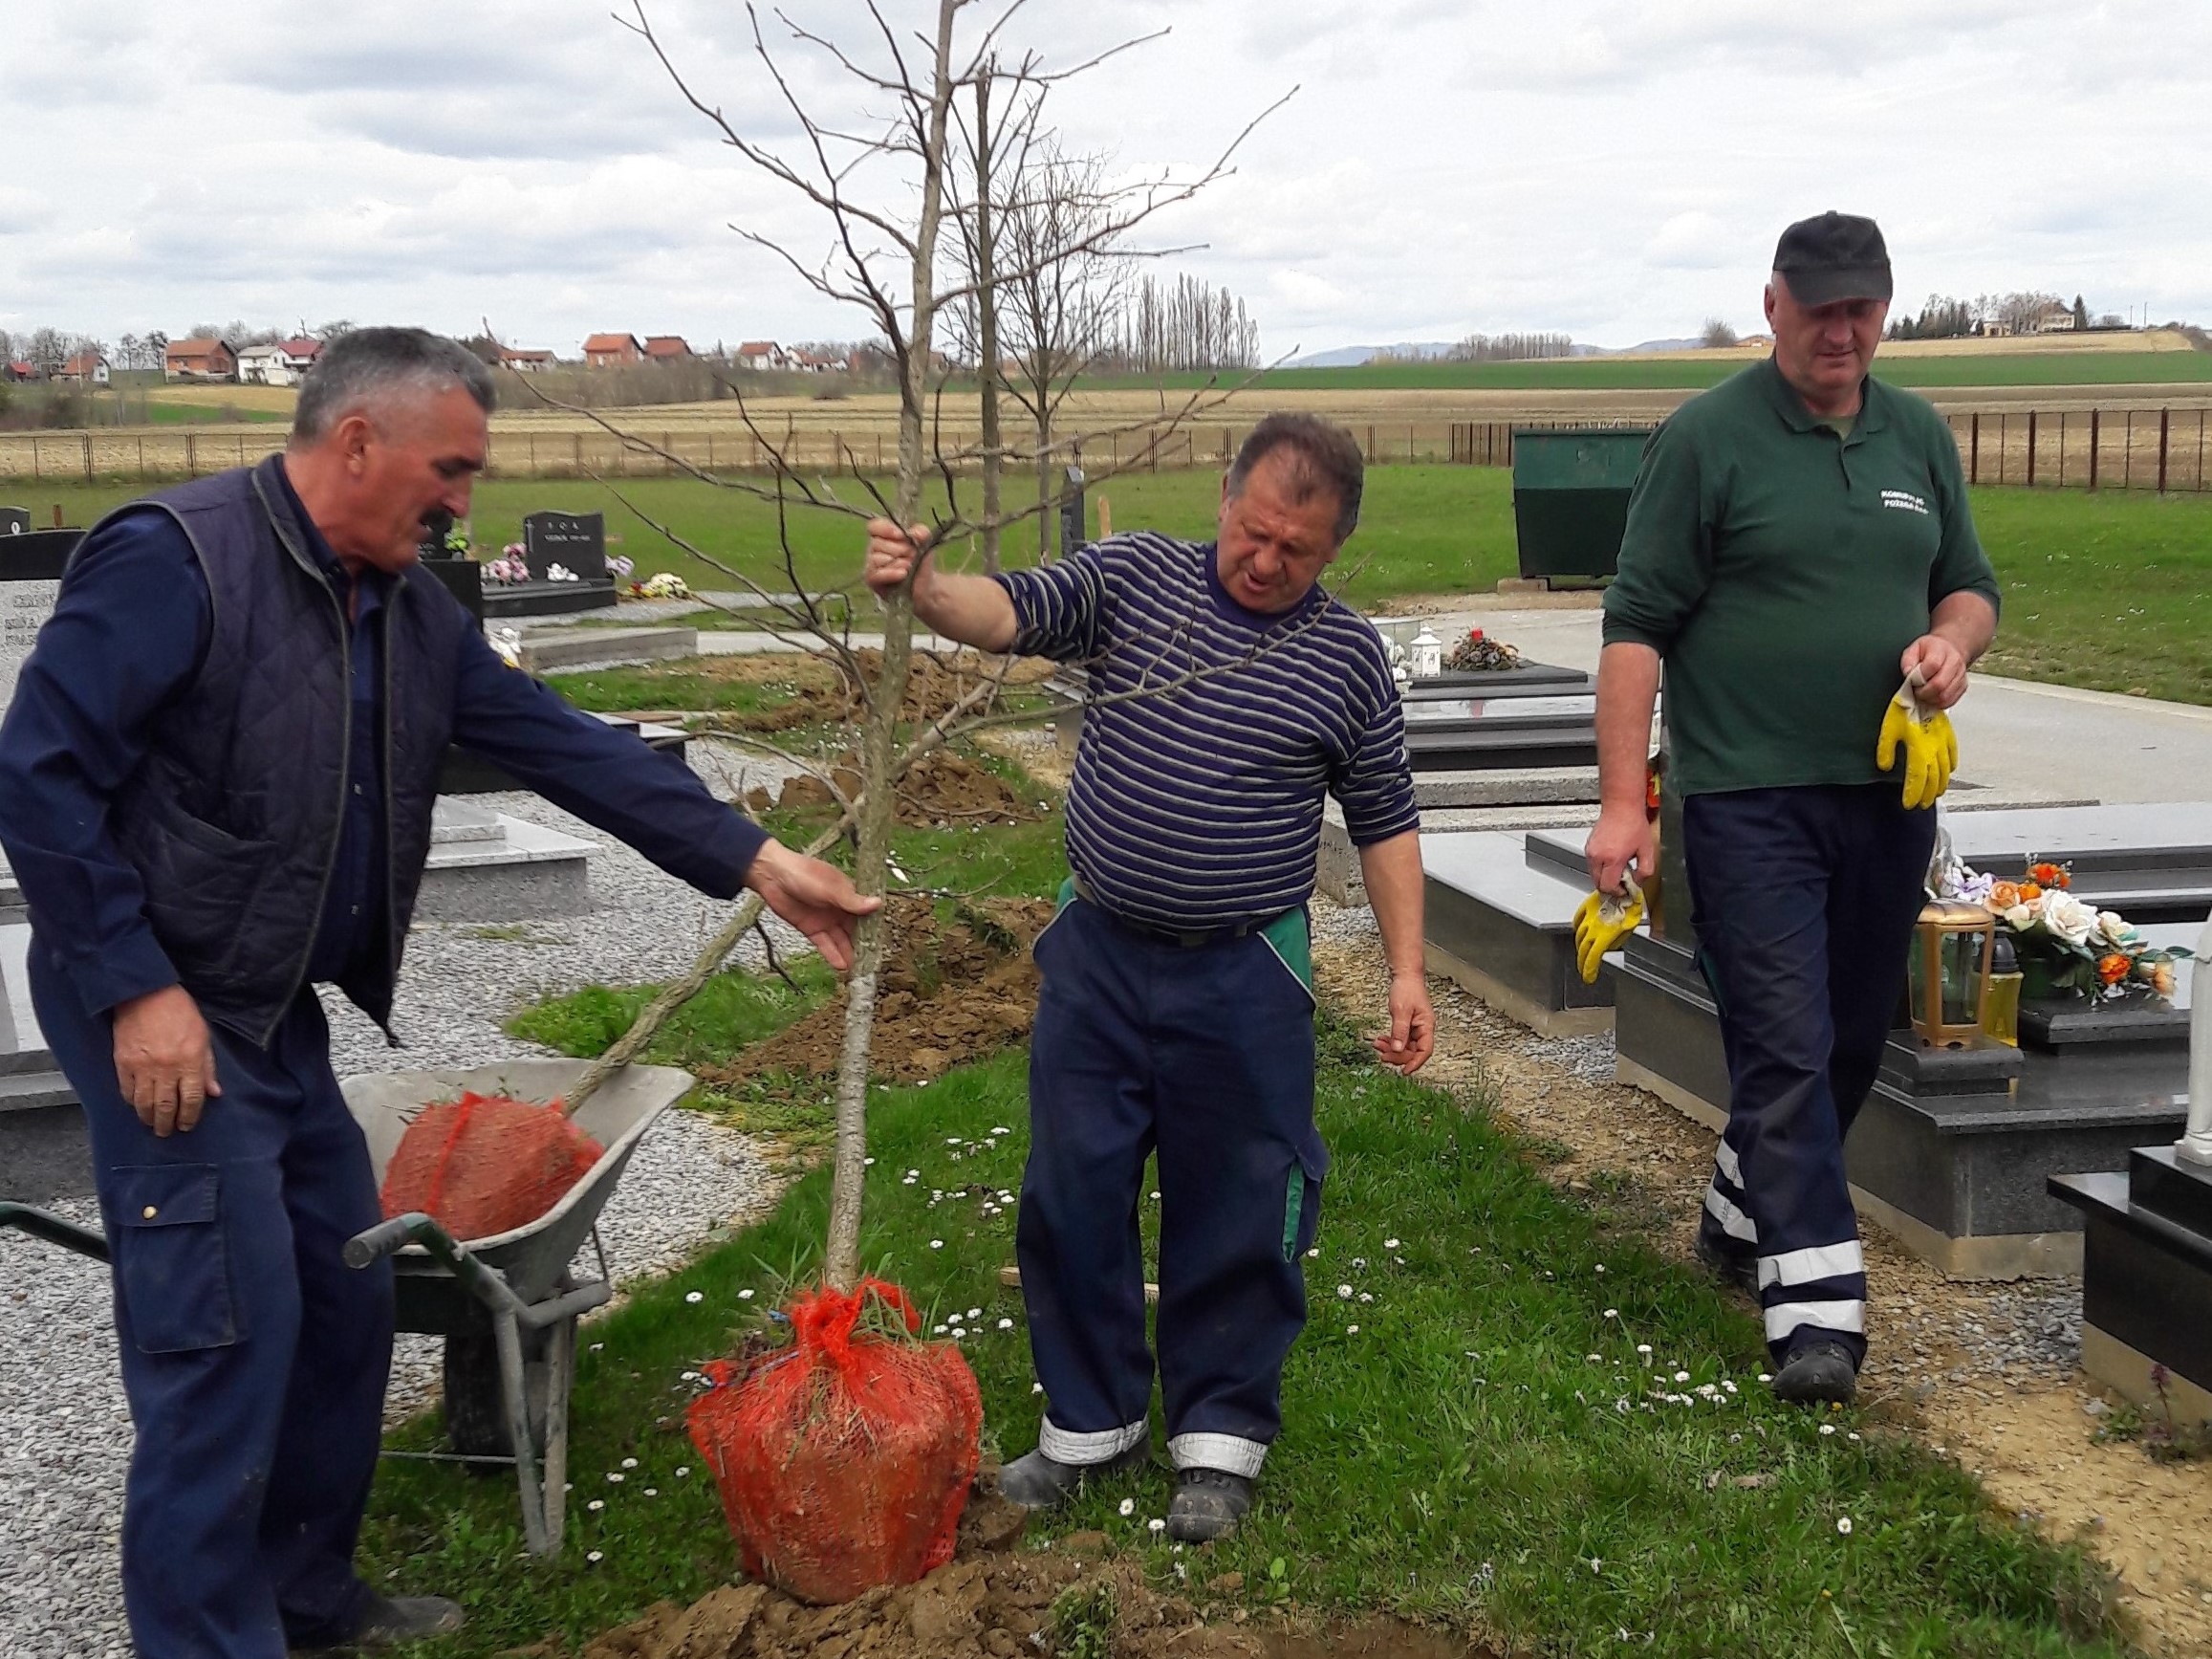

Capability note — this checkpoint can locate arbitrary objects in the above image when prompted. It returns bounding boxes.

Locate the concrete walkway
[1424,606,2212,807]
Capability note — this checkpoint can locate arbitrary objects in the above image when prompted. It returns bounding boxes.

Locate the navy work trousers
[1017,898,1324,1478]
[1681,784,1935,1365]
[32,945,392,1659]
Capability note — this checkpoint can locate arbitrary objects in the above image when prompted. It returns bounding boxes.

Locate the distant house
[502,348,557,373]
[643,335,692,363]
[236,343,293,385]
[582,333,645,367]
[2031,304,2078,335]
[735,340,790,371]
[279,337,324,377]
[54,350,110,385]
[165,338,238,382]
[4,360,37,383]
[790,347,849,374]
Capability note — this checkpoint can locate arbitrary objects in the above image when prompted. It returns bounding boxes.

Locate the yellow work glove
[1876,671,1958,811]
[1572,876,1643,984]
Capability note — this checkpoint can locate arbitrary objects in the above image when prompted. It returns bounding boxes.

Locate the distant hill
[1285,343,1460,368]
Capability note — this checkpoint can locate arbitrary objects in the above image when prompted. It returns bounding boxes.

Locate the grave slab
[416,801,596,923]
[485,510,620,618]
[1419,831,1616,1037]
[2053,1147,2212,1422]
[518,625,699,673]
[441,712,688,796]
[1616,918,2199,1279]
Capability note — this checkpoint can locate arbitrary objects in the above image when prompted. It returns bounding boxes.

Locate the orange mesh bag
[687,1277,982,1604]
[378,1092,604,1241]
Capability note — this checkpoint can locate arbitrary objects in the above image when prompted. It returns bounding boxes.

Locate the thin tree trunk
[1035,402,1052,563]
[974,65,1003,577]
[824,0,961,1295]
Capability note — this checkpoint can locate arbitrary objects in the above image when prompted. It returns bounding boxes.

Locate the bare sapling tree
[595,1,1291,1295]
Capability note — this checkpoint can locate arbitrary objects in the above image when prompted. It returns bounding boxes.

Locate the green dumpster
[1510,427,1654,584]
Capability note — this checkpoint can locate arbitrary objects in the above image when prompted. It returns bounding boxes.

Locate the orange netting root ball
[688,1277,983,1604]
[378,1091,604,1242]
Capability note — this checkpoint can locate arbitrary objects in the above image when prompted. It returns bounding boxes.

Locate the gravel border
[1,742,813,1659]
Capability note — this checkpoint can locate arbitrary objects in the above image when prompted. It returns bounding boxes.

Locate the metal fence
[1941,407,2211,492]
[0,419,1588,484]
[3,409,2207,492]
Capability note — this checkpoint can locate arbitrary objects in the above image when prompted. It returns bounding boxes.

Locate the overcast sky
[4,1,2207,357]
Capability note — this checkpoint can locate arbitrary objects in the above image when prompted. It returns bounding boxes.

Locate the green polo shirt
[1602,357,2000,797]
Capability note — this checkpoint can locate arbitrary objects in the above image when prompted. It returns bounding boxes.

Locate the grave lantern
[1907,900,1997,1048]
[1409,627,1442,679]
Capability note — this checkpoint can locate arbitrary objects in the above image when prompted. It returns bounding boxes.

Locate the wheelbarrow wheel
[444,1307,562,1469]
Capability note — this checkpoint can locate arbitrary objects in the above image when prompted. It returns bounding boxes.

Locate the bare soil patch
[580,1491,1485,1659]
[1312,924,2212,1656]
[746,747,1040,829]
[704,897,1050,1088]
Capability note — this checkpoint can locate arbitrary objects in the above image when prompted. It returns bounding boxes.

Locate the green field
[1081,350,2212,393]
[24,464,2212,708]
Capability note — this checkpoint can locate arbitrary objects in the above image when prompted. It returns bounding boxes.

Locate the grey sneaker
[1693,1230,1759,1298]
[1771,1340,1859,1405]
[1166,1467,1254,1542]
[997,1438,1151,1510]
[295,1594,466,1653]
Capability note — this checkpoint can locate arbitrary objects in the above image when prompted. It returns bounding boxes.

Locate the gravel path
[0,743,811,1659]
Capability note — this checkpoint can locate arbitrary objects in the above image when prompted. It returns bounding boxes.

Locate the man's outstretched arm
[864,519,1019,651]
[448,625,878,968]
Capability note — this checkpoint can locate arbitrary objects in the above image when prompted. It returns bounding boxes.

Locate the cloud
[0,0,2206,351]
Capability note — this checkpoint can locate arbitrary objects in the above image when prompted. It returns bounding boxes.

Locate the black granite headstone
[423,558,486,624]
[0,507,30,536]
[522,511,609,583]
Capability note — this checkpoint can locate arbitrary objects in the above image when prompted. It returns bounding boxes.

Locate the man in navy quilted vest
[0,328,876,1658]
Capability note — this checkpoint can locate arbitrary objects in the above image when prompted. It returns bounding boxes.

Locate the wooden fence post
[2027,412,2037,488]
[2089,410,2100,490]
[82,432,94,483]
[1969,413,1980,484]
[138,435,146,481]
[2158,408,2170,494]
[2124,411,2134,490]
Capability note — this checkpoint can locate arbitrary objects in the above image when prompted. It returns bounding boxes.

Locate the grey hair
[292,327,496,443]
[1225,412,1364,544]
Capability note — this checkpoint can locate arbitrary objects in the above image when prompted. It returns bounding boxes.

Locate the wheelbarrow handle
[345,1212,460,1271]
[0,1202,111,1262]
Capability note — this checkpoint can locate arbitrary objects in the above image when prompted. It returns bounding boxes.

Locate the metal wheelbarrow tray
[340,1059,696,1557]
[0,1059,690,1557]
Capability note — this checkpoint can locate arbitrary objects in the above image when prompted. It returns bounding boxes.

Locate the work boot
[1166,1467,1254,1543]
[294,1594,466,1653]
[1770,1340,1859,1406]
[996,1438,1151,1510]
[1693,1231,1759,1298]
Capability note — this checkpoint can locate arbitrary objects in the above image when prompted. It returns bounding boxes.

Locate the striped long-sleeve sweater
[995,531,1419,931]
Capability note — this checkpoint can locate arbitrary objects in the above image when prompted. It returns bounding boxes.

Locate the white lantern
[1410,626,1442,679]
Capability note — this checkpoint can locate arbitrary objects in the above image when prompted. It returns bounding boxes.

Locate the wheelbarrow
[340,1059,695,1558]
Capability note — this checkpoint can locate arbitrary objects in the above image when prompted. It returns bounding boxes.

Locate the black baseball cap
[1772,211,1893,307]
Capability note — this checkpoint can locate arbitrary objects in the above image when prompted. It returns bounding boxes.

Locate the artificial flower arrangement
[485,543,531,585]
[1942,859,2182,1000]
[1444,626,1523,673]
[630,572,693,600]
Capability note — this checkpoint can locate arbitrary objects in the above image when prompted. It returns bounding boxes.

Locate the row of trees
[1886,292,2113,339]
[3,322,359,374]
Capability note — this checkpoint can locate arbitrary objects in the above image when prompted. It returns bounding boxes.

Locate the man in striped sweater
[863,413,1430,1542]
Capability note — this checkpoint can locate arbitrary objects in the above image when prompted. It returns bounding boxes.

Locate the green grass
[29,462,2212,708]
[1079,350,2212,393]
[1972,488,2212,706]
[360,1006,2125,1657]
[542,662,810,716]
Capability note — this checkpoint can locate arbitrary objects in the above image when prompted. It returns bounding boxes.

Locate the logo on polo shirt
[1880,489,1930,516]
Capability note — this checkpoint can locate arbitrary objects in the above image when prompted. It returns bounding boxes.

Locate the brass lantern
[1908,901,1998,1047]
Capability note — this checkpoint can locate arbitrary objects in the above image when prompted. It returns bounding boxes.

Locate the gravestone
[0,506,29,535]
[1,535,75,1124]
[522,511,609,583]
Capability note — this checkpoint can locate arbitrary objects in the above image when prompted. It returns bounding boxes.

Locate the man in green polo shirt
[1585,212,2000,1404]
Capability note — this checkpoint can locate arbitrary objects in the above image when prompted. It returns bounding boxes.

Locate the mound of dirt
[745,748,1041,828]
[705,897,1051,1087]
[713,650,1052,736]
[582,1498,1483,1659]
